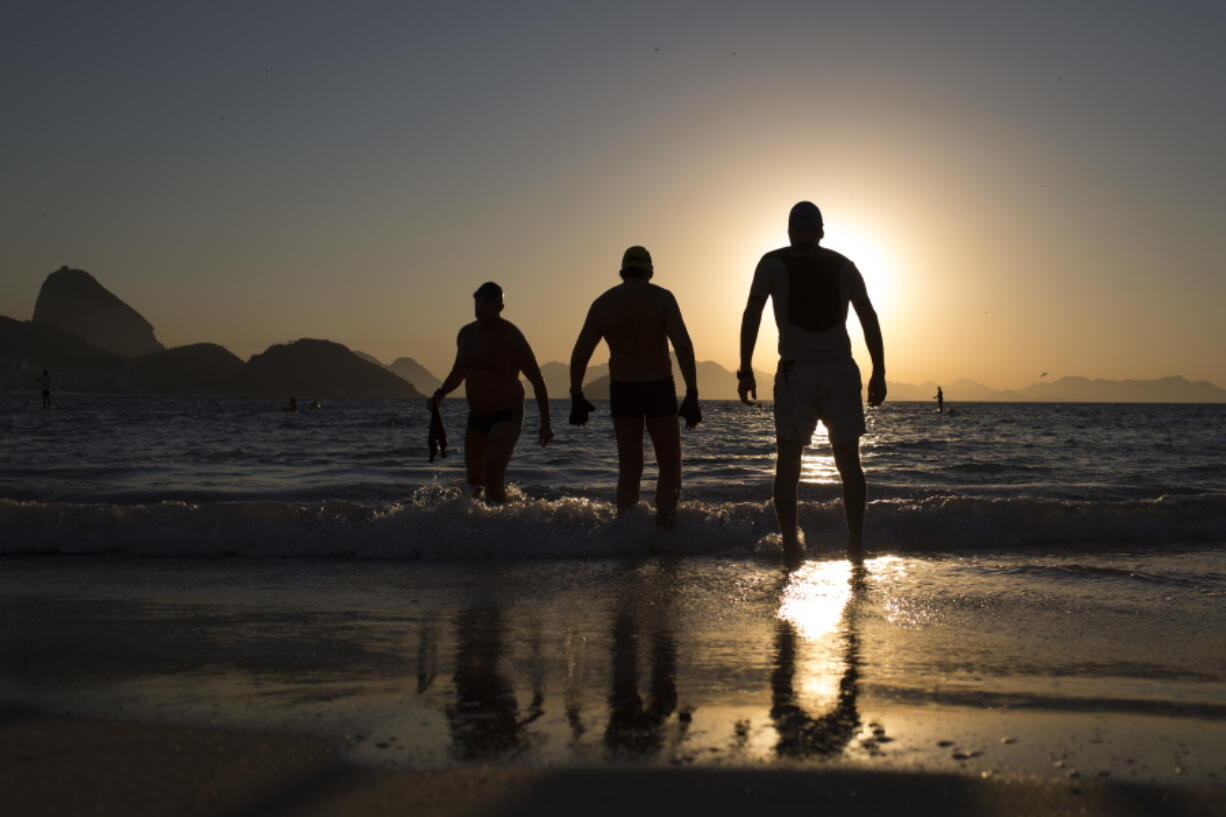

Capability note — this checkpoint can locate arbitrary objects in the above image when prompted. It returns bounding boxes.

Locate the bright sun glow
[777,561,854,641]
[823,222,901,318]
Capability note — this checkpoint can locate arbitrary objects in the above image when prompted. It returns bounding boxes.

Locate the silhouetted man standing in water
[935,386,944,413]
[738,202,886,565]
[570,246,701,527]
[38,370,52,409]
[431,282,553,503]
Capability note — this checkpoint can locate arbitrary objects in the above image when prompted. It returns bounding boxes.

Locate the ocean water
[2,395,1224,779]
[1,395,1223,558]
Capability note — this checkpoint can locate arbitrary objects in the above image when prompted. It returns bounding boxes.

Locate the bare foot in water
[782,532,805,569]
[656,507,676,529]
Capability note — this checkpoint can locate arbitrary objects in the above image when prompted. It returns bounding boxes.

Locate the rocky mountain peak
[32,266,163,357]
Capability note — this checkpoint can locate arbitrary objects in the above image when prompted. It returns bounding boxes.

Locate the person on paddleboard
[568,246,701,528]
[738,202,886,566]
[431,282,553,503]
[38,369,52,409]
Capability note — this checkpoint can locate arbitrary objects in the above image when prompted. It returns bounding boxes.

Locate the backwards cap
[473,281,503,301]
[788,201,823,230]
[621,245,653,274]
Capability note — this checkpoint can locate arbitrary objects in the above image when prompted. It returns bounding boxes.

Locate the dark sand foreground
[3,556,1224,815]
[4,711,1223,817]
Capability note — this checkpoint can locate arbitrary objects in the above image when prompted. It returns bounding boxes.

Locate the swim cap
[473,281,503,301]
[788,201,823,230]
[621,246,653,274]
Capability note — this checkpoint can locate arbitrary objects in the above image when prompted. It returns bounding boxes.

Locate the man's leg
[832,440,866,563]
[645,414,681,527]
[465,428,487,498]
[774,439,804,562]
[481,420,522,503]
[613,417,645,513]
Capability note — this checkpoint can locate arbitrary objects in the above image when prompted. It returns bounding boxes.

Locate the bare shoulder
[641,283,679,312]
[589,285,623,316]
[647,282,676,302]
[760,246,791,263]
[592,284,623,304]
[457,321,479,342]
[499,317,526,337]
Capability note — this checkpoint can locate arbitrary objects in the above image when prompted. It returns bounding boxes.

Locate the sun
[822,222,902,319]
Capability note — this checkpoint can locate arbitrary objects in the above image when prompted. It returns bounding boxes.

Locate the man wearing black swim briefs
[431,282,553,503]
[569,246,701,527]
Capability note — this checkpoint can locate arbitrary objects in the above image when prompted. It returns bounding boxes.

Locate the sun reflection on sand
[778,557,909,642]
[777,560,854,641]
[772,560,865,755]
[776,557,904,710]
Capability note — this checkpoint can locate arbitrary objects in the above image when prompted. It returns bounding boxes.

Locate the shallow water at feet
[2,397,1224,557]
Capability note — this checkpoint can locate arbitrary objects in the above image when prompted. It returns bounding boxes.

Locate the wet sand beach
[2,554,1223,815]
[4,713,1224,816]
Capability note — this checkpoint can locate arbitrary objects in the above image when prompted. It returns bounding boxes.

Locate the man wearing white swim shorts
[737,202,886,566]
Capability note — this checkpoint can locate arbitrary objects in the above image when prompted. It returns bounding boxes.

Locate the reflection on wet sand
[771,564,866,759]
[445,606,542,760]
[604,610,678,757]
[604,563,682,759]
[416,619,437,694]
[438,561,870,764]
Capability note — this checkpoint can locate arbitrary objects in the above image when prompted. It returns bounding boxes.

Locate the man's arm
[569,304,602,395]
[852,297,887,406]
[432,330,467,406]
[664,293,697,392]
[738,258,771,403]
[514,328,554,445]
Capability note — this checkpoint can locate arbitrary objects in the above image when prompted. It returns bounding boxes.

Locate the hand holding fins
[428,391,448,462]
[678,388,702,429]
[569,391,596,426]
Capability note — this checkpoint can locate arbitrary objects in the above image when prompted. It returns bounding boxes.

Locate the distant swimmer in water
[738,201,886,566]
[308,399,321,409]
[285,397,298,412]
[38,369,52,409]
[569,246,701,528]
[431,282,553,503]
[935,386,944,413]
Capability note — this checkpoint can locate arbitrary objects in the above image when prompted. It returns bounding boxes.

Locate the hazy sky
[3,1,1223,388]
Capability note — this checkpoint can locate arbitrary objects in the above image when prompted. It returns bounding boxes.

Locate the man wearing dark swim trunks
[569,246,701,527]
[738,202,886,565]
[431,282,553,503]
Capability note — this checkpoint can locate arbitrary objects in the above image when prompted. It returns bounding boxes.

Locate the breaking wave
[2,488,1223,559]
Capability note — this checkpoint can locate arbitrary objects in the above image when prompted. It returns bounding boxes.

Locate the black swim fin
[428,401,448,462]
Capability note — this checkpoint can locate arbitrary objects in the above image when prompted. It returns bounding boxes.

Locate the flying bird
[1040,372,1048,378]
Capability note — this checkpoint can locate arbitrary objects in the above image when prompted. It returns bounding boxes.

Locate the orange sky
[3,3,1223,388]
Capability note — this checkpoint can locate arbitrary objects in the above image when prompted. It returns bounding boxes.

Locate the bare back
[456,319,528,414]
[590,281,677,382]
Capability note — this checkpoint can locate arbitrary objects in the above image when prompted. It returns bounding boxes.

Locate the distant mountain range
[2,267,419,399]
[4,266,1223,402]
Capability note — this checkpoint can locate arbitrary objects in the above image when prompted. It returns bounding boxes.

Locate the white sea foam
[3,488,1223,559]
